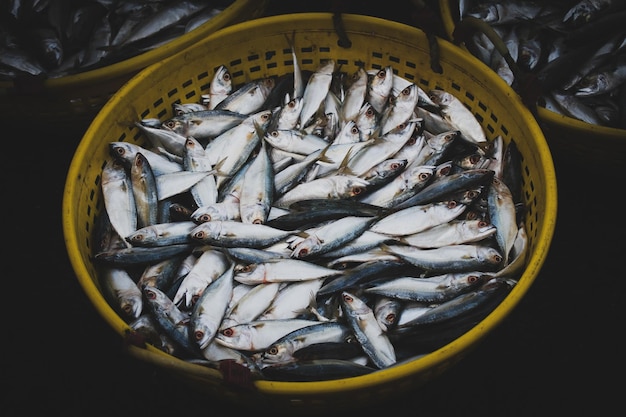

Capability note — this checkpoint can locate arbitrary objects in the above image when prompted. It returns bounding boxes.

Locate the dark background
[3,1,622,415]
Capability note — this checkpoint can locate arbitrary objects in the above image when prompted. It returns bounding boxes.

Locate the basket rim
[0,0,266,92]
[63,12,558,396]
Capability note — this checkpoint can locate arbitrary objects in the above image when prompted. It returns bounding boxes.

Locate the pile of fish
[0,0,231,80]
[93,51,529,382]
[454,0,626,128]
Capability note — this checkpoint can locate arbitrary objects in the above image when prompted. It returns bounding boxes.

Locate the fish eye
[223,72,231,81]
[465,211,477,220]
[221,328,235,337]
[253,219,263,224]
[191,294,200,305]
[469,154,482,164]
[342,293,353,303]
[198,214,211,223]
[351,126,359,134]
[267,347,279,355]
[144,289,156,299]
[467,275,479,283]
[385,313,396,323]
[351,186,364,195]
[192,231,205,239]
[129,234,143,242]
[164,120,176,129]
[419,172,432,181]
[288,99,297,108]
[377,69,386,78]
[390,162,402,170]
[122,305,133,315]
[466,190,479,199]
[297,248,309,257]
[447,200,457,209]
[194,330,204,341]
[437,165,451,176]
[402,86,411,96]
[366,107,375,117]
[270,130,279,137]
[493,254,503,263]
[478,220,489,227]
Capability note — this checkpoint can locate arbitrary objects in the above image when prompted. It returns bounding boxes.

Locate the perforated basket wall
[438,0,626,164]
[63,13,557,412]
[0,0,267,136]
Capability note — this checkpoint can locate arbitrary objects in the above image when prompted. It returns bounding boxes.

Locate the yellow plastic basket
[63,13,557,412]
[0,0,267,136]
[438,0,626,164]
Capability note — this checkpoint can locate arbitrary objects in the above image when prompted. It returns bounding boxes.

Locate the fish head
[192,321,215,350]
[119,292,142,320]
[215,325,252,350]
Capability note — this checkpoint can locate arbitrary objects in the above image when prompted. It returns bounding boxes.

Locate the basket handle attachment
[332,12,352,48]
[451,16,541,116]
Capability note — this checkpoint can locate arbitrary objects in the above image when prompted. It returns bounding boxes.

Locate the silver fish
[366,66,394,114]
[191,201,241,223]
[143,285,197,357]
[340,67,369,124]
[233,258,341,285]
[155,171,211,201]
[208,64,232,110]
[264,128,329,156]
[162,109,247,140]
[257,278,325,320]
[125,221,196,247]
[135,122,187,157]
[260,321,354,365]
[183,136,218,208]
[190,220,297,248]
[399,219,497,248]
[427,89,488,148]
[190,263,235,350]
[221,282,282,329]
[363,272,489,304]
[130,152,159,229]
[215,77,276,115]
[359,164,435,208]
[340,291,396,369]
[380,83,420,135]
[172,247,230,309]
[373,296,403,331]
[487,176,519,265]
[370,200,467,236]
[109,142,183,176]
[215,319,320,351]
[290,215,379,259]
[274,174,370,209]
[380,243,504,273]
[299,59,336,128]
[239,139,274,224]
[99,266,142,320]
[101,159,137,245]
